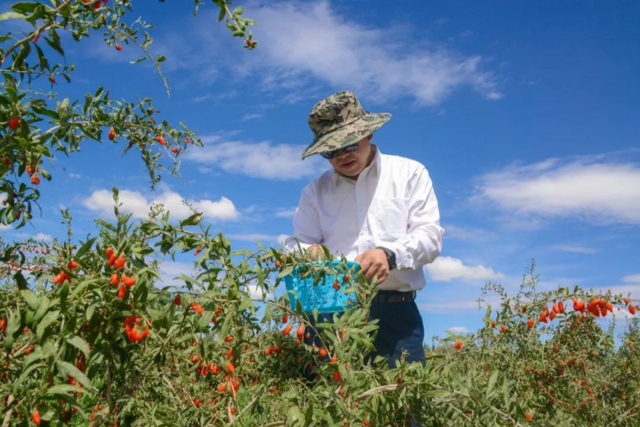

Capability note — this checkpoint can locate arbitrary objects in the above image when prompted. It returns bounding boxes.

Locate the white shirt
[284,146,444,292]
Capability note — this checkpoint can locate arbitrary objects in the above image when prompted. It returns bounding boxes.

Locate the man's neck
[338,144,377,181]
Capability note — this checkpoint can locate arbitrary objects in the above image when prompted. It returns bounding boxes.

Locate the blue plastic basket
[284,260,360,313]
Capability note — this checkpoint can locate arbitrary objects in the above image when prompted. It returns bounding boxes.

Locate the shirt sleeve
[384,167,444,270]
[282,185,323,253]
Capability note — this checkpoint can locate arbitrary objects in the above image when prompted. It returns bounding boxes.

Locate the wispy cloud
[275,207,297,218]
[226,233,288,246]
[447,326,469,334]
[146,1,502,107]
[550,244,598,254]
[15,232,53,242]
[418,295,502,314]
[425,256,505,282]
[82,188,239,221]
[442,224,495,241]
[472,154,640,226]
[183,134,327,180]
[623,274,640,284]
[69,173,81,179]
[239,113,264,122]
[246,1,502,105]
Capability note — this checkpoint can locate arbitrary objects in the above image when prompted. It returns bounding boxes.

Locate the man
[284,90,444,367]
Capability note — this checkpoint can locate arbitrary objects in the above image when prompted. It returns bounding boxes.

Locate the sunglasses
[320,142,359,159]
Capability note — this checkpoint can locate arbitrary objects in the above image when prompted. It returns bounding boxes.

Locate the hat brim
[302,112,391,160]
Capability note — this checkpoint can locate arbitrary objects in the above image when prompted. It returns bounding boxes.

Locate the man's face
[328,134,373,179]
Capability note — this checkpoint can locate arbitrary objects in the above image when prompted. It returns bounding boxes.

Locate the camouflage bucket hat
[302,90,391,160]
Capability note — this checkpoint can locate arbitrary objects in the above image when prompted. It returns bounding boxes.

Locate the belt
[372,290,416,304]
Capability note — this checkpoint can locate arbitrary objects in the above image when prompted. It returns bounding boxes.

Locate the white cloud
[33,233,53,242]
[183,135,327,180]
[623,274,640,284]
[275,207,297,218]
[550,244,598,254]
[148,1,501,106]
[0,224,11,231]
[226,233,288,246]
[447,326,469,334]
[157,260,197,289]
[425,256,505,282]
[69,173,81,179]
[246,1,502,105]
[473,156,640,225]
[442,224,494,241]
[82,189,239,221]
[239,113,264,122]
[418,295,502,314]
[246,283,273,300]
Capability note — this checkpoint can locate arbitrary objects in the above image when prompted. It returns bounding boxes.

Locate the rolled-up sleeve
[283,185,323,253]
[385,167,444,270]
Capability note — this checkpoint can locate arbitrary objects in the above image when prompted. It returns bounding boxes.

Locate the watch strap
[376,246,397,270]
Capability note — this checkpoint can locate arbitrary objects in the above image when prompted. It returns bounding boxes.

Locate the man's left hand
[354,249,389,285]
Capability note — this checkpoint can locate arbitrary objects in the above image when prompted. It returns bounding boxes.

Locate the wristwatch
[376,246,397,270]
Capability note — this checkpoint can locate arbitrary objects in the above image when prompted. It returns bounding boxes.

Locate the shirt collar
[331,145,382,188]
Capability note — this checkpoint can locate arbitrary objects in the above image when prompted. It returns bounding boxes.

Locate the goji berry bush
[1,1,639,426]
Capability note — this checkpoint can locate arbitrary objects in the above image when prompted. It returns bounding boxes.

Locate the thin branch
[0,0,72,67]
[121,31,170,97]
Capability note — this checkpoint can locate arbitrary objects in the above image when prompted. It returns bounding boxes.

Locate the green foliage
[1,1,639,426]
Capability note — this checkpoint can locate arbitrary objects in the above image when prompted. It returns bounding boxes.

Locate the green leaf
[486,371,499,399]
[95,219,115,231]
[14,271,29,290]
[179,212,202,228]
[45,384,86,397]
[277,266,293,279]
[55,360,95,392]
[43,33,64,57]
[22,348,43,370]
[483,304,492,324]
[67,336,91,359]
[239,296,254,311]
[0,11,27,21]
[217,313,232,344]
[130,57,147,64]
[75,237,97,259]
[5,309,20,350]
[14,364,44,391]
[33,295,50,323]
[11,2,39,14]
[36,310,60,342]
[85,304,97,322]
[21,289,39,311]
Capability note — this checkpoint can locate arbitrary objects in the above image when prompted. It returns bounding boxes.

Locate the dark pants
[304,294,425,368]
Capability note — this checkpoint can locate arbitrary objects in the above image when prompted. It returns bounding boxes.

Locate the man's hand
[305,245,324,261]
[354,248,389,285]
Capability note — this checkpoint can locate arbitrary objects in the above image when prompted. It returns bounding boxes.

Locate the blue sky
[2,0,640,342]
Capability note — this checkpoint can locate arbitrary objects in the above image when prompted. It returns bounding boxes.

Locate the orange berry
[114,256,126,269]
